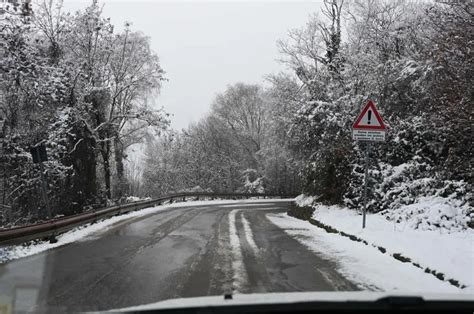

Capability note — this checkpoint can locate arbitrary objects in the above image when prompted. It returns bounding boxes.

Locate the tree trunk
[101,141,112,200]
[114,138,125,199]
[67,120,101,212]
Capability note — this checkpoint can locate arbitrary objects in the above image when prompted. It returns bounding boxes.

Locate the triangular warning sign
[353,100,386,130]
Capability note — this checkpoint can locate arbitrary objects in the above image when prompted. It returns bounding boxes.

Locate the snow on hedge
[295,194,319,207]
[345,158,472,226]
[381,196,471,232]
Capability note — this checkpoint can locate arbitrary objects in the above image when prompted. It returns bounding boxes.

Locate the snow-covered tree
[271,0,472,215]
[0,0,169,226]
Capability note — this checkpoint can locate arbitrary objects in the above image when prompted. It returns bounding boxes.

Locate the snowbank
[310,203,474,291]
[228,209,248,291]
[267,213,463,293]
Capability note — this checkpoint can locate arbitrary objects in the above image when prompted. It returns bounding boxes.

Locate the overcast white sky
[63,1,322,130]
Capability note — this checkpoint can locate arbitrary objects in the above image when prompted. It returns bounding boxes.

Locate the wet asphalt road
[0,200,358,312]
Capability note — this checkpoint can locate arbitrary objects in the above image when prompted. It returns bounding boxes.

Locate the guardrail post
[49,232,58,244]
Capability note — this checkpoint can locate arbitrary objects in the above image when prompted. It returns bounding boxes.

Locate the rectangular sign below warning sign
[352,129,385,141]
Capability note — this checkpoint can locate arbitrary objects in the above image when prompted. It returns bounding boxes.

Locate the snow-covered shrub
[295,194,319,207]
[381,196,472,232]
[241,169,265,194]
[287,203,315,221]
[378,162,430,207]
[125,196,141,203]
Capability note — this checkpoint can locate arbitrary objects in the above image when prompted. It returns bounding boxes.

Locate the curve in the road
[0,200,358,312]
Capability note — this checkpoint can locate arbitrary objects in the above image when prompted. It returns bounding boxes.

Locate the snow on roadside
[267,213,464,293]
[221,204,283,208]
[228,210,248,291]
[235,198,295,203]
[311,204,474,290]
[124,196,151,203]
[0,204,164,263]
[295,194,318,207]
[0,199,282,264]
[241,213,260,254]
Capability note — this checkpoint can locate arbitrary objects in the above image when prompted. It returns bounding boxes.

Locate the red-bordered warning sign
[352,100,386,142]
[353,100,386,130]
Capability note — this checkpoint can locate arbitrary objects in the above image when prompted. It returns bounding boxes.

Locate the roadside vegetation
[141,0,472,226]
[1,0,169,226]
[0,0,471,228]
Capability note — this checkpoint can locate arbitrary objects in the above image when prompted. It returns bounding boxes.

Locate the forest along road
[0,200,358,312]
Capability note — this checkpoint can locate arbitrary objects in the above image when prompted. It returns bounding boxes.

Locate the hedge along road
[0,200,358,312]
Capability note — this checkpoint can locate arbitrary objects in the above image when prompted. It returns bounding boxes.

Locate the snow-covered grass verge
[267,213,467,293]
[0,199,283,264]
[309,203,474,291]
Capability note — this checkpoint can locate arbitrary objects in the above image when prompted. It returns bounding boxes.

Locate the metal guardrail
[0,192,295,247]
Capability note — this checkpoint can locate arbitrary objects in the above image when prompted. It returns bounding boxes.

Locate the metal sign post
[362,143,370,228]
[352,100,386,229]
